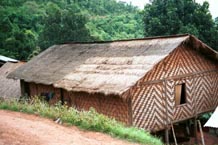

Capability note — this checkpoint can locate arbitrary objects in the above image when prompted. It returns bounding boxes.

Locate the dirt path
[0,110,138,145]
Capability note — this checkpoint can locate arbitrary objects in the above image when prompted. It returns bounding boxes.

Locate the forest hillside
[0,0,143,60]
[0,0,218,61]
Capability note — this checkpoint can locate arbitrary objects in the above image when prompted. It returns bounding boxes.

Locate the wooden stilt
[197,120,205,145]
[186,121,190,136]
[194,117,198,144]
[165,128,169,145]
[171,123,178,145]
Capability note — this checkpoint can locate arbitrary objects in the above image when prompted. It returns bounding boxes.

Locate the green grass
[0,98,163,145]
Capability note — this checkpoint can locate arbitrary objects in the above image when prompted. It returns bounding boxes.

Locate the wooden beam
[137,69,217,87]
[167,69,218,80]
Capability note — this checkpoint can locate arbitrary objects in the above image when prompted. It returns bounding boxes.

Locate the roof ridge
[60,34,190,45]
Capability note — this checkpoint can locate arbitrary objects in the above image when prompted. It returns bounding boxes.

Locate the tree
[0,0,144,60]
[38,2,93,50]
[0,1,40,60]
[144,0,217,49]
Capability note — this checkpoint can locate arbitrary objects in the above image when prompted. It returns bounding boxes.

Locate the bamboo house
[8,34,218,134]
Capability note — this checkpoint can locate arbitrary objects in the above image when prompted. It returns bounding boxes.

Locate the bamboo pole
[197,120,205,145]
[171,123,178,145]
[164,79,169,145]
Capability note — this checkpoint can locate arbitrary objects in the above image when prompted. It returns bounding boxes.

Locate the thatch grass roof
[0,62,24,100]
[8,34,218,97]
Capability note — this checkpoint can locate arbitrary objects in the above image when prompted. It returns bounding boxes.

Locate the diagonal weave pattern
[132,84,165,132]
[132,45,218,132]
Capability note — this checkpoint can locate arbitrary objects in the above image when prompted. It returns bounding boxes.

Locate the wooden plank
[138,69,217,87]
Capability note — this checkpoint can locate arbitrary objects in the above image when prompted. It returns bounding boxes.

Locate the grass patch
[0,98,162,145]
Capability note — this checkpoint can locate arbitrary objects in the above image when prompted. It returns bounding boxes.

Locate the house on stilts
[8,34,218,138]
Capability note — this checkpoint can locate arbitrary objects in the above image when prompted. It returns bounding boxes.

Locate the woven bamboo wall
[28,85,129,124]
[138,45,217,83]
[131,83,165,132]
[63,91,129,124]
[131,45,218,132]
[195,72,218,114]
[29,83,61,104]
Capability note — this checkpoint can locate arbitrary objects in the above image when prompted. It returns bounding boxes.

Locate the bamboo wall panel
[29,83,37,96]
[195,72,218,114]
[138,45,217,83]
[100,96,129,124]
[29,84,129,124]
[28,83,61,104]
[171,78,194,121]
[132,84,165,132]
[66,93,129,124]
[213,73,218,107]
[163,78,195,122]
[163,80,174,123]
[132,45,218,131]
[75,94,100,112]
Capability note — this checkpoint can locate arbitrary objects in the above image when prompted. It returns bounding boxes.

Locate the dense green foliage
[144,0,218,50]
[87,14,143,40]
[1,0,218,60]
[0,0,143,60]
[0,99,162,145]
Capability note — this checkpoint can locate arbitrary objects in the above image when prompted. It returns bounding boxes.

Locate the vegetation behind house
[1,0,217,61]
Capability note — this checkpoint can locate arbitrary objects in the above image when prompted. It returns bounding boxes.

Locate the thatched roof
[0,62,24,100]
[8,34,218,97]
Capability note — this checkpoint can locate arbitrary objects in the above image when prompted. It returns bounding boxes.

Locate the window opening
[175,83,186,105]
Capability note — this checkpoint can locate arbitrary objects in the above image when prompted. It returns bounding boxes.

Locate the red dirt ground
[183,131,218,145]
[0,110,139,145]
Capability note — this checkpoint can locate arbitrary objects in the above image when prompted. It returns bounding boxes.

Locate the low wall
[27,82,130,124]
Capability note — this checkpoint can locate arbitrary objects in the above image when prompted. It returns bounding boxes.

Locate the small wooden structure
[8,34,218,133]
[0,62,24,100]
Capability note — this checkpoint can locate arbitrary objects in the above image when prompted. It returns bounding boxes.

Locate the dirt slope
[0,110,138,145]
